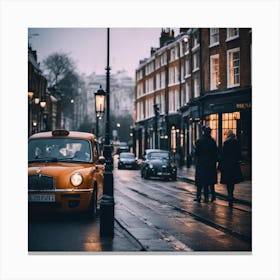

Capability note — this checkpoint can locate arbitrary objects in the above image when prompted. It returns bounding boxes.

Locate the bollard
[99,194,115,237]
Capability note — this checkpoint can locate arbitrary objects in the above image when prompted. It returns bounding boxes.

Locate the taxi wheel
[88,185,97,219]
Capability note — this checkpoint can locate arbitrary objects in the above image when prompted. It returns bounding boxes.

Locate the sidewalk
[177,165,252,205]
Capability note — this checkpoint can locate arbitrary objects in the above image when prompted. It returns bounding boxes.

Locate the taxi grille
[28,175,55,190]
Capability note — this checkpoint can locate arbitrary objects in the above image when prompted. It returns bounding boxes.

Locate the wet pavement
[111,165,252,252]
[29,164,252,252]
[176,165,252,204]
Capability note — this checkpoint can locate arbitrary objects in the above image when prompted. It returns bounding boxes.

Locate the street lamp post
[99,28,115,237]
[40,100,46,131]
[94,85,106,139]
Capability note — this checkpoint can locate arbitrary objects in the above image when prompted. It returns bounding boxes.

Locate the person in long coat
[220,129,243,207]
[194,126,218,203]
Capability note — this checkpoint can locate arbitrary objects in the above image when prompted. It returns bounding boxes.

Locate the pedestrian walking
[194,126,218,203]
[220,129,243,207]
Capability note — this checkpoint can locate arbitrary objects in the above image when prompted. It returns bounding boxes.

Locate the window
[180,63,184,82]
[156,72,166,90]
[145,62,154,75]
[192,31,200,50]
[179,40,184,57]
[161,71,165,89]
[185,58,190,77]
[180,87,184,106]
[210,54,220,90]
[205,114,219,143]
[168,66,179,85]
[209,28,219,46]
[156,73,160,90]
[136,70,143,81]
[161,53,167,66]
[222,112,239,143]
[193,52,199,72]
[145,77,154,93]
[137,83,143,97]
[181,82,190,106]
[155,57,160,69]
[185,82,191,103]
[145,98,154,118]
[194,77,200,98]
[227,28,239,40]
[137,101,144,121]
[170,47,178,62]
[168,90,179,112]
[227,48,240,88]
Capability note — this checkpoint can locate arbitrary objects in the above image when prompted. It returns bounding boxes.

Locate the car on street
[28,129,105,218]
[140,149,177,180]
[118,152,138,169]
[116,142,129,154]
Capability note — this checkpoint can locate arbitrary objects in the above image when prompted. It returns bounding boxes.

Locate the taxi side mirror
[98,156,105,164]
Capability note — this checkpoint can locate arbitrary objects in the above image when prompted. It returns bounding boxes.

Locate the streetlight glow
[94,85,106,115]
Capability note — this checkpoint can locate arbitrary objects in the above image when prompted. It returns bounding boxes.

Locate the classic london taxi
[28,129,105,218]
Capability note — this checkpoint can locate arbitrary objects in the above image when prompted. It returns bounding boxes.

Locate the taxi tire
[87,185,98,219]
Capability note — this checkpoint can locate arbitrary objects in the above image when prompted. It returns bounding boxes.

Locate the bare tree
[43,52,86,129]
[43,52,75,87]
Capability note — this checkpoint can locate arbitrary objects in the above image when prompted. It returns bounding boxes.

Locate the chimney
[159,28,175,48]
[150,47,157,56]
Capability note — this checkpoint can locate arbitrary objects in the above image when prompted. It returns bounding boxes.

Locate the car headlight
[149,164,153,169]
[70,172,83,186]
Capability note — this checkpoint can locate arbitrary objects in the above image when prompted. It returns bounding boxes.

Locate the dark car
[118,152,138,169]
[117,142,129,154]
[140,149,177,180]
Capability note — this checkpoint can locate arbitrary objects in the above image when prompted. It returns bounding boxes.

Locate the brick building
[28,46,61,136]
[133,28,252,177]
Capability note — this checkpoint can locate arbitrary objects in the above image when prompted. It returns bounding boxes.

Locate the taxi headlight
[70,172,83,186]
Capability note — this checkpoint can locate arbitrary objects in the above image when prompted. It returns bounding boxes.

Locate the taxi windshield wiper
[57,157,75,162]
[28,157,58,163]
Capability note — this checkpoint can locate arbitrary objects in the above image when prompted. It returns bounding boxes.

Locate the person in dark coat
[194,126,218,203]
[220,129,243,207]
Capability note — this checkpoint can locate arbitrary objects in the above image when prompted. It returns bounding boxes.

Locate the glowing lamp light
[94,85,106,114]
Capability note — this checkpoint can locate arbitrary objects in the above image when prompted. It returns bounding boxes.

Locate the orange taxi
[28,130,104,218]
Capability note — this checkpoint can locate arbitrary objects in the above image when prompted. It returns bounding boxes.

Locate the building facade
[134,28,252,178]
[28,46,61,136]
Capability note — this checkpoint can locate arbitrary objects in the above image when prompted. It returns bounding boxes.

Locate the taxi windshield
[28,138,92,163]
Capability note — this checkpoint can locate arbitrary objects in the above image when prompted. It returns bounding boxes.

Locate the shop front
[202,87,252,178]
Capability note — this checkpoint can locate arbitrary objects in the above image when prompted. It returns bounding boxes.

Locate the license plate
[158,172,170,176]
[28,194,55,202]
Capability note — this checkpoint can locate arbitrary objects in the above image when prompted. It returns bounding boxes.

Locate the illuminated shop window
[222,112,240,143]
[205,114,218,143]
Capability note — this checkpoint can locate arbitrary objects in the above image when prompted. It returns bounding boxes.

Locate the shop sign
[236,103,251,109]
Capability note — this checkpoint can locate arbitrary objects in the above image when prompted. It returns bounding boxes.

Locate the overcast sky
[28,28,179,78]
